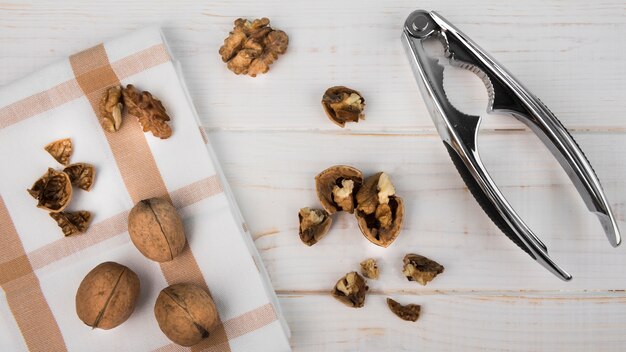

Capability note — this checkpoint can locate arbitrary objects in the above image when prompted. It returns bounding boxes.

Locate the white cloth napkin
[0,27,290,352]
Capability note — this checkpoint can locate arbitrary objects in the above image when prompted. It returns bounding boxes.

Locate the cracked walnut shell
[76,262,140,330]
[332,271,368,308]
[44,138,72,165]
[402,253,444,286]
[315,165,363,214]
[154,283,219,347]
[322,86,365,127]
[387,298,421,322]
[219,18,289,77]
[122,84,172,139]
[298,207,332,246]
[50,210,92,236]
[355,172,403,247]
[99,85,123,132]
[360,258,379,279]
[28,168,73,212]
[64,163,95,191]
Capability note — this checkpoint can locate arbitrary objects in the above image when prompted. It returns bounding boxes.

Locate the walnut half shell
[402,253,444,286]
[322,86,365,128]
[355,172,403,247]
[298,208,332,246]
[315,165,363,214]
[332,271,368,308]
[27,168,73,212]
[386,298,421,322]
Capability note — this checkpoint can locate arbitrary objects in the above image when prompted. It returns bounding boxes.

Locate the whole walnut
[75,262,140,329]
[128,197,186,262]
[154,283,219,347]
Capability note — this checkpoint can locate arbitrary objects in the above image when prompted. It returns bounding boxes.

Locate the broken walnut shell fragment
[298,207,332,246]
[315,165,363,214]
[27,168,73,212]
[44,138,72,165]
[50,210,92,236]
[75,262,140,330]
[322,86,365,127]
[64,163,95,191]
[99,85,123,133]
[154,283,219,347]
[386,298,421,322]
[128,197,186,262]
[402,253,444,286]
[355,172,403,247]
[122,84,172,139]
[219,17,289,77]
[360,258,379,279]
[332,271,368,308]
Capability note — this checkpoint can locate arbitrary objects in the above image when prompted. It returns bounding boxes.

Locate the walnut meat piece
[50,211,92,236]
[386,298,421,322]
[322,86,365,127]
[44,138,72,165]
[402,253,444,285]
[298,207,332,246]
[64,163,95,191]
[360,258,379,279]
[27,168,73,212]
[355,172,403,247]
[219,18,289,77]
[99,85,123,132]
[332,271,368,308]
[315,165,363,214]
[122,84,172,139]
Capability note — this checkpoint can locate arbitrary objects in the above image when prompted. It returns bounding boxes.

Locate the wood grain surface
[2,0,626,351]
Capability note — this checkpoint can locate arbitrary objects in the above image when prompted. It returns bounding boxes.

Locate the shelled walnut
[402,253,444,286]
[298,207,332,246]
[122,84,172,139]
[219,17,289,77]
[64,163,95,191]
[99,85,123,132]
[44,138,72,165]
[360,258,379,279]
[322,86,365,127]
[355,172,404,247]
[386,298,421,322]
[50,211,92,236]
[27,168,73,212]
[332,271,368,308]
[315,165,363,214]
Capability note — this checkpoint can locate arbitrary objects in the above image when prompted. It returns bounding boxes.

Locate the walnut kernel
[322,86,365,127]
[99,86,123,132]
[50,210,92,236]
[298,207,332,246]
[387,298,420,322]
[27,168,73,212]
[332,271,368,308]
[122,84,172,139]
[315,165,363,214]
[402,253,444,285]
[44,138,72,165]
[360,258,379,279]
[64,163,95,191]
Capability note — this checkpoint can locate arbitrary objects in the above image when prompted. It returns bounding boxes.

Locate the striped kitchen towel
[0,27,290,352]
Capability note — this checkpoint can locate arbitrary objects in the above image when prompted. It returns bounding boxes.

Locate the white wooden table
[2,1,626,350]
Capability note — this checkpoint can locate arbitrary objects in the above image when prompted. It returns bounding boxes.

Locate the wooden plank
[209,130,626,290]
[0,0,625,130]
[278,291,626,351]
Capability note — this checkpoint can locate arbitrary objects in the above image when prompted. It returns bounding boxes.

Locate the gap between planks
[203,127,626,135]
[277,289,626,296]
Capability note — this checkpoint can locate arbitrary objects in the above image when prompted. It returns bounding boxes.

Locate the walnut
[122,84,172,139]
[331,271,368,308]
[322,86,365,127]
[402,253,444,286]
[27,168,73,212]
[219,18,289,77]
[44,138,72,165]
[50,210,92,236]
[360,258,379,279]
[99,86,123,133]
[315,165,363,214]
[64,163,95,191]
[355,172,403,247]
[298,207,332,246]
[386,298,420,322]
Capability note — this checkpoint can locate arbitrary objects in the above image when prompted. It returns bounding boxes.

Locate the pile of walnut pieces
[99,84,173,139]
[27,138,95,236]
[219,18,289,77]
